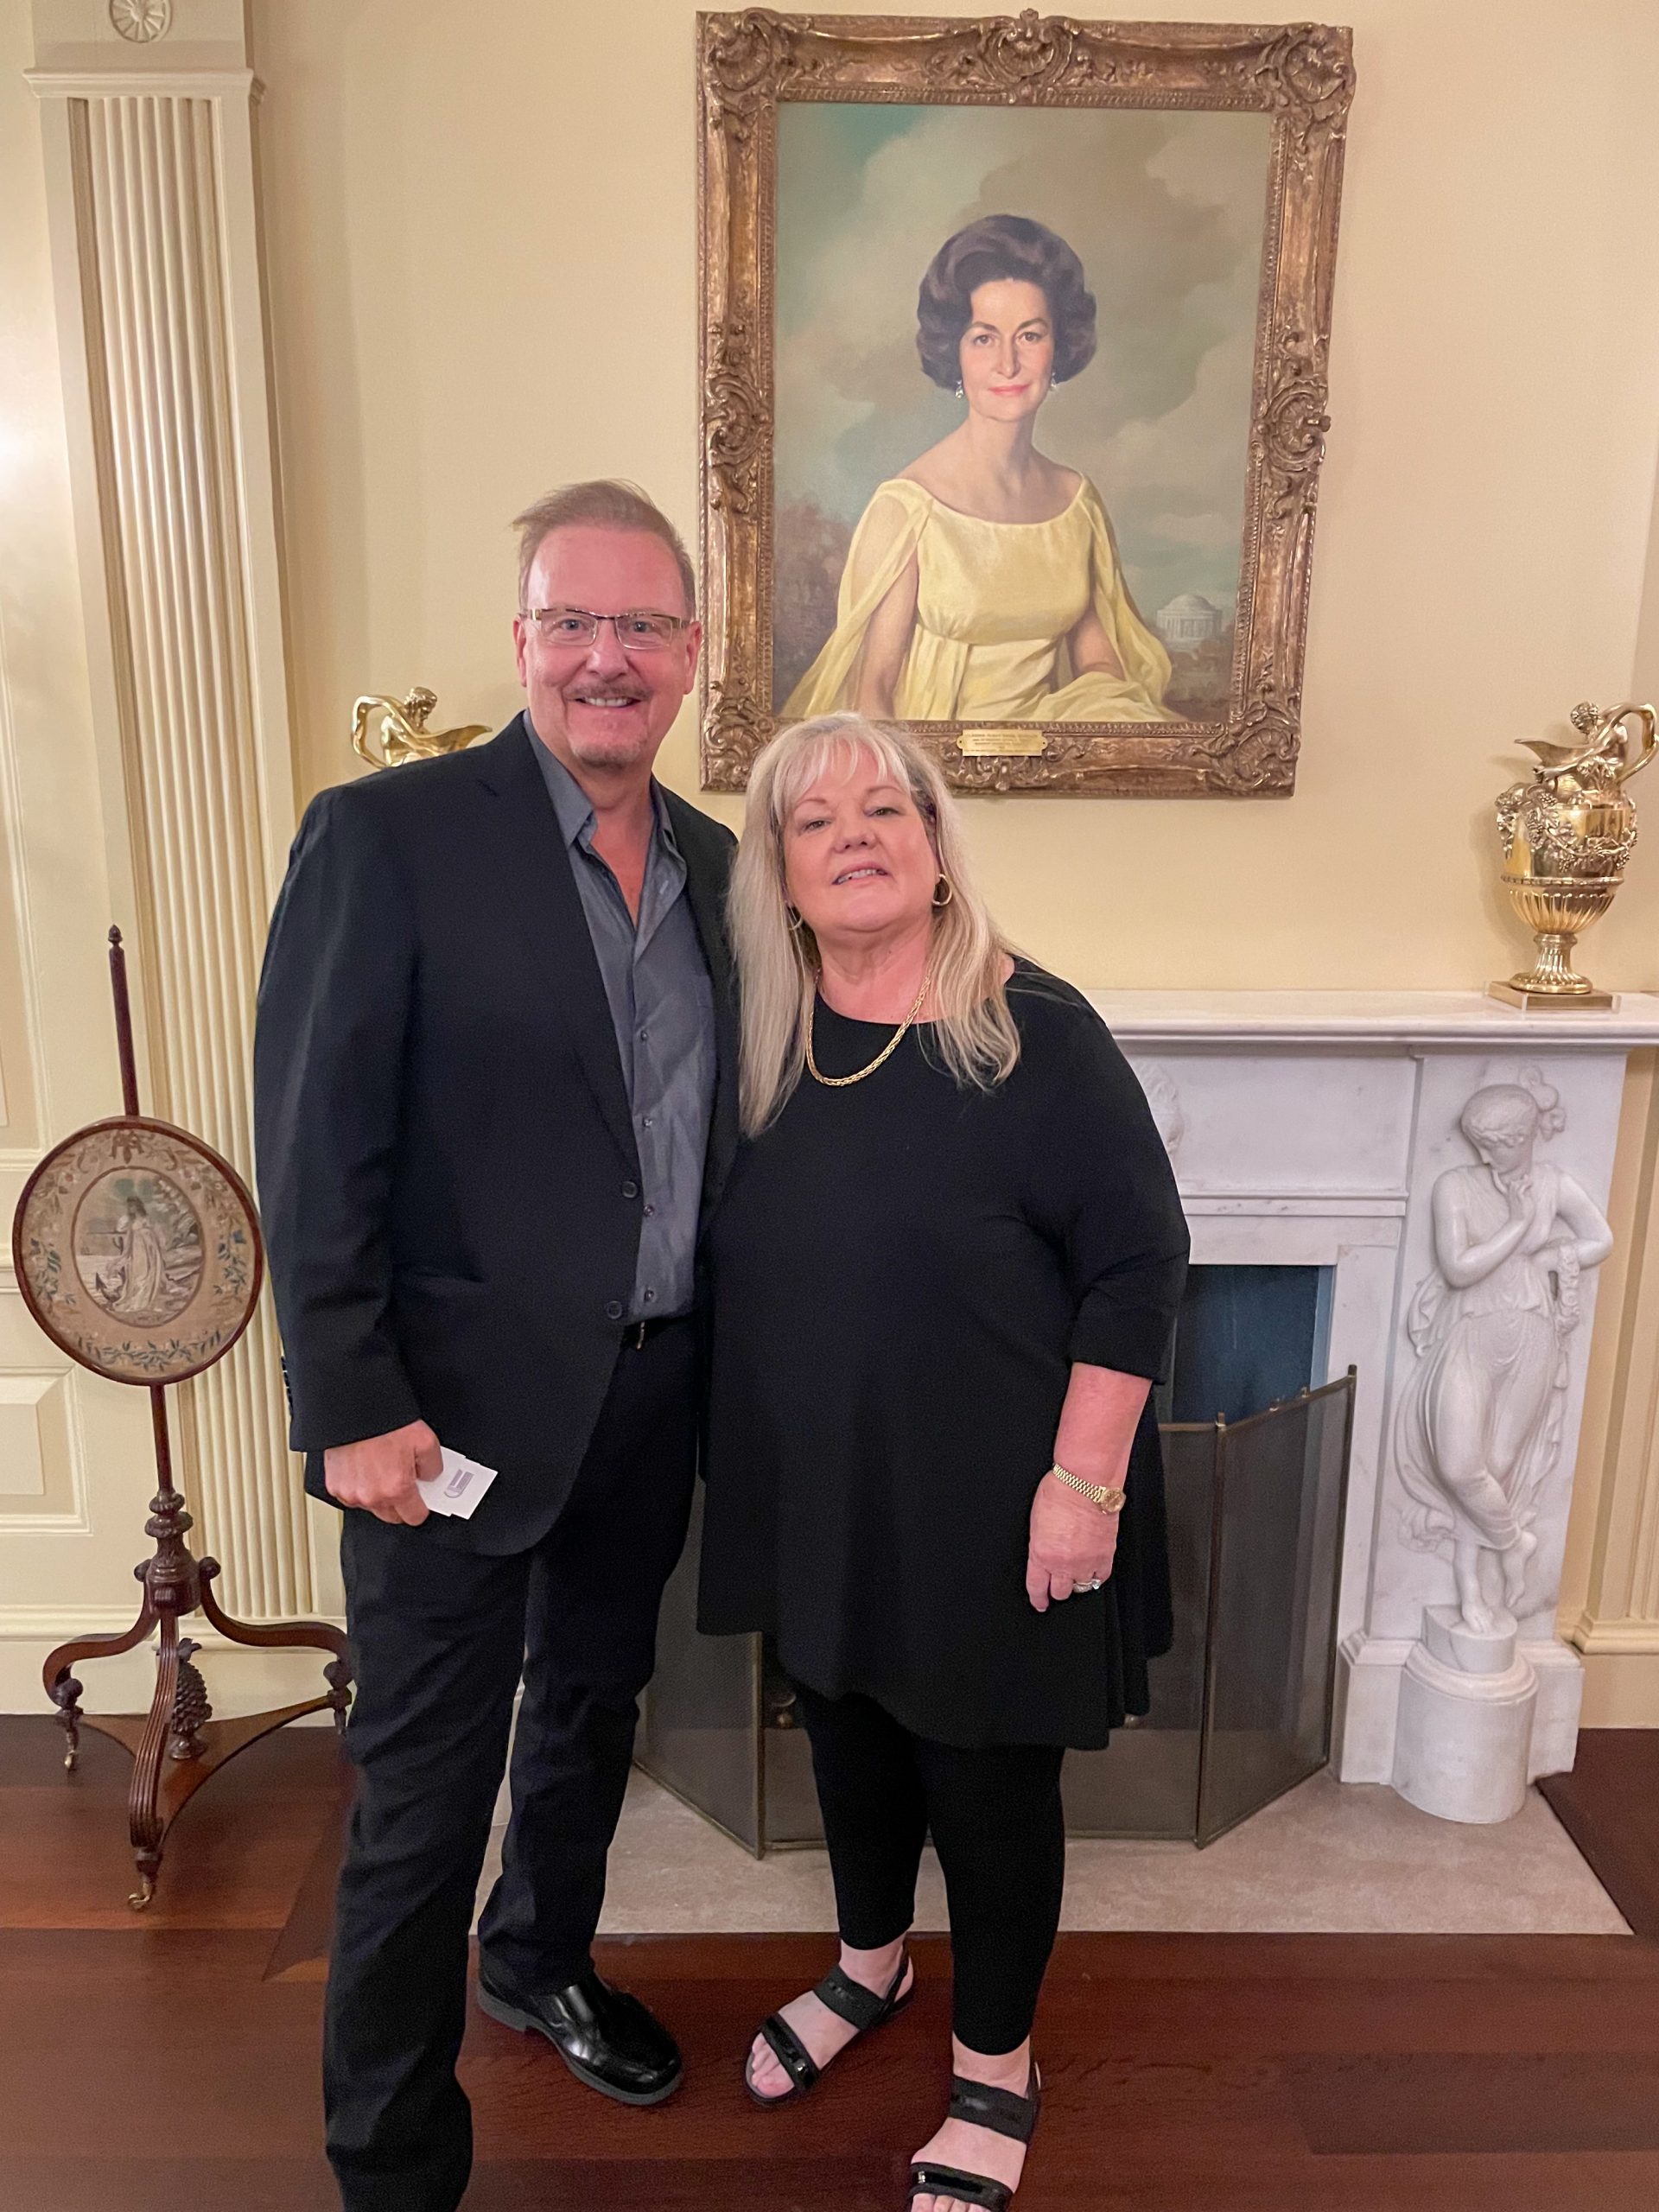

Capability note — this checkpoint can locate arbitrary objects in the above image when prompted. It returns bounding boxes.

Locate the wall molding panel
[26,0,312,1620]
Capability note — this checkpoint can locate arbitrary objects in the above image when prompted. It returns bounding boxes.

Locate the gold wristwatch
[1049,1463,1127,1514]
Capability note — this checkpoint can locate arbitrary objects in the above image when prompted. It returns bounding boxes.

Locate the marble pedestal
[1392,1606,1537,1823]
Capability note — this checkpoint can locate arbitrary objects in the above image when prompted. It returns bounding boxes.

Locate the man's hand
[324,1420,441,1526]
[1025,1471,1120,1612]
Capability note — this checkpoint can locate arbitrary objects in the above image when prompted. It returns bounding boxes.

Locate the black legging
[791,1681,1065,2055]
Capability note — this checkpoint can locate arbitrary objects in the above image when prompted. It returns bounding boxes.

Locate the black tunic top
[697,963,1189,1750]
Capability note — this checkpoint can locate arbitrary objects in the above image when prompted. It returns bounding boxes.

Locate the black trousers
[323,1320,696,2212]
[792,1681,1066,2056]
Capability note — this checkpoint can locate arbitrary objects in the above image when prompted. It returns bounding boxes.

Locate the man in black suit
[254,480,737,2212]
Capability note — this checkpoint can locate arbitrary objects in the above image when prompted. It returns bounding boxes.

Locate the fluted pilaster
[1562,1052,1659,1713]
[29,2,310,1617]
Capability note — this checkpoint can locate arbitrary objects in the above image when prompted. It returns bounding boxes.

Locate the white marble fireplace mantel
[1088,988,1659,1048]
[1082,988,1659,1816]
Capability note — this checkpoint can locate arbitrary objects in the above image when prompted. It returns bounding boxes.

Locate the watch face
[12,1116,263,1386]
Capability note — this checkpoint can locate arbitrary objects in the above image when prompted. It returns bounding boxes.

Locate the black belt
[624,1313,691,1349]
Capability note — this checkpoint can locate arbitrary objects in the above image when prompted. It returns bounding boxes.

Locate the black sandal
[906,2063,1042,2209]
[744,1950,914,2107]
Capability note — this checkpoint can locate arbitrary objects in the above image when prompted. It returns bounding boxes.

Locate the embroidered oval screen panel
[12,1116,264,1385]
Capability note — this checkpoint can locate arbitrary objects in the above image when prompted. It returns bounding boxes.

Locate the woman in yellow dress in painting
[785,214,1173,725]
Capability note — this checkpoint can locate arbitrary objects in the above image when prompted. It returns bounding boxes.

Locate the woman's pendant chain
[805,972,932,1088]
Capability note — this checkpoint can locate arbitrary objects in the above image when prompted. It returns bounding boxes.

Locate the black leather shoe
[475,1964,683,2106]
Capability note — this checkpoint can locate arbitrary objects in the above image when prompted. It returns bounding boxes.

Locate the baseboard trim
[1577,1649,1659,1727]
[1567,1611,1659,1657]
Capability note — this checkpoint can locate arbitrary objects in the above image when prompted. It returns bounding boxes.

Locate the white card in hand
[417,1446,499,1520]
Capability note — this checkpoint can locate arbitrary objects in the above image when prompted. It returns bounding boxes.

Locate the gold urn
[1489,701,1656,1009]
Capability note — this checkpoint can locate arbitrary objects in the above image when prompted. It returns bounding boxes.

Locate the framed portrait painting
[698,11,1354,795]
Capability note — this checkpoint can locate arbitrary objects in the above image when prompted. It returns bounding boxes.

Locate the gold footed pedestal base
[1488,979,1615,1012]
[1487,880,1619,1013]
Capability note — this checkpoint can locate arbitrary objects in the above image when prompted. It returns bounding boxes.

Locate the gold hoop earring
[931,874,953,909]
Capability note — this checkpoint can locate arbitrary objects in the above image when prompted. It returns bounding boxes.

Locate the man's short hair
[512,480,697,617]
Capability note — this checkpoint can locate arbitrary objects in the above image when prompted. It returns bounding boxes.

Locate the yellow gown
[783,475,1173,723]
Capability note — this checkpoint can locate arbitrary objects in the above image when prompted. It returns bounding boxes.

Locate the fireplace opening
[1164,1262,1329,1424]
[639,1266,1355,1852]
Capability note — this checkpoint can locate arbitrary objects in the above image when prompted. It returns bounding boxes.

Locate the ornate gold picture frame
[698,10,1354,796]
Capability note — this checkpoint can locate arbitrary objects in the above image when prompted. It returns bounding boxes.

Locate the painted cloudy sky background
[774,103,1273,626]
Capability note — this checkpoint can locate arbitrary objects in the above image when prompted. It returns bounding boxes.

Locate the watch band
[1049,1463,1128,1514]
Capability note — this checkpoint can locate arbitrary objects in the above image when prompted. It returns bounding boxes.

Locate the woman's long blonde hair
[729,713,1021,1135]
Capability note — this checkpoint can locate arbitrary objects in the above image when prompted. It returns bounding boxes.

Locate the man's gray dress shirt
[529,725,715,1322]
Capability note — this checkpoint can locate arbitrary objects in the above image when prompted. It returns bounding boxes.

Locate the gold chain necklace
[805,973,931,1088]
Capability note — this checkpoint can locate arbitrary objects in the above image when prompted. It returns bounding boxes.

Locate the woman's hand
[1497,1170,1538,1232]
[1026,1471,1119,1611]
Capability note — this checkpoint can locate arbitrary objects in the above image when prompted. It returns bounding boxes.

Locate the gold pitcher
[1489,700,1656,1010]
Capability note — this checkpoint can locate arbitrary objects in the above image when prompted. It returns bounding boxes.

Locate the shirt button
[621,1180,639,1199]
[605,1300,623,1321]
[643,1204,656,1218]
[638,1027,650,1042]
[643,1287,658,1304]
[641,1115,654,1129]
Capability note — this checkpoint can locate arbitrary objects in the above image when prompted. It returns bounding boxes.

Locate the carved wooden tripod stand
[22,931,353,1908]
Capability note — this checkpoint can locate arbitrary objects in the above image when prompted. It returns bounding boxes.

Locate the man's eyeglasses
[522,607,691,653]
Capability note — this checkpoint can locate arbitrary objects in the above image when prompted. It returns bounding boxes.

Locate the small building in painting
[1155,593,1225,648]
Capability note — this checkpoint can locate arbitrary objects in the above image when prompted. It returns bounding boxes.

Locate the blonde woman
[697,714,1187,2212]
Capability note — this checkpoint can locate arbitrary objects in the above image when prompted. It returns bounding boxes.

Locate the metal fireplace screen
[638,1369,1356,1853]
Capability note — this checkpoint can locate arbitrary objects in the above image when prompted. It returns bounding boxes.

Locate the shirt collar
[524,715,679,858]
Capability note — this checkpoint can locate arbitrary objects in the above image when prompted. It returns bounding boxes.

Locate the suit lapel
[474,719,639,1173]
[664,790,741,1218]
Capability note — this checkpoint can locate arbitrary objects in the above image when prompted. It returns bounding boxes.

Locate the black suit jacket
[252,715,738,1554]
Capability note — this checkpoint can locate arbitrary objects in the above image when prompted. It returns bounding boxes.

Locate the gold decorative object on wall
[696,10,1355,797]
[1489,701,1656,1010]
[351,686,489,769]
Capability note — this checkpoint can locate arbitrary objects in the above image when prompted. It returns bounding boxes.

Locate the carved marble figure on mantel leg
[1394,1075,1612,1635]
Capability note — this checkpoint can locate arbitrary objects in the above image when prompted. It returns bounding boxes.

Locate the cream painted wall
[252,0,1659,994]
[246,0,1659,1728]
[5,3,1659,1721]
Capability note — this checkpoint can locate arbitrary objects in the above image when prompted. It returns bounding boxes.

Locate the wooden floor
[1541,1728,1659,1939]
[3,1716,1659,2210]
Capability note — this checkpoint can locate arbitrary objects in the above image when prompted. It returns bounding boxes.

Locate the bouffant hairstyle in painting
[915,213,1098,390]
